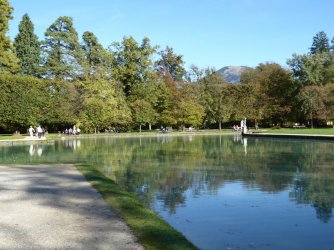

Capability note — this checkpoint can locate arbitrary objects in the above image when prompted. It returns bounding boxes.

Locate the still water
[1,134,334,249]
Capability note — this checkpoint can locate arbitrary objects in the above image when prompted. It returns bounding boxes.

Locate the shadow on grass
[77,164,197,250]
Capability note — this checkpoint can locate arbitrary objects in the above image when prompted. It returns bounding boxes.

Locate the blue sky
[7,0,334,70]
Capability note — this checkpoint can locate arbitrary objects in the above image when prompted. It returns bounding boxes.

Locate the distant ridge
[217,66,250,84]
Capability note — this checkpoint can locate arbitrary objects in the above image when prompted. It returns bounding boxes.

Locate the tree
[80,79,131,133]
[110,36,156,96]
[287,52,334,87]
[0,73,48,131]
[155,46,186,81]
[39,80,81,131]
[81,31,111,79]
[43,16,82,80]
[298,86,327,128]
[252,63,296,125]
[129,79,169,130]
[0,0,20,73]
[14,14,41,76]
[310,31,330,55]
[199,69,232,130]
[187,64,204,83]
[324,84,334,126]
[175,84,205,130]
[240,67,256,84]
[130,99,155,132]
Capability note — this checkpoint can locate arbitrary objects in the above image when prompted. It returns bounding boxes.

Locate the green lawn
[2,128,334,141]
[257,128,334,135]
[0,134,26,140]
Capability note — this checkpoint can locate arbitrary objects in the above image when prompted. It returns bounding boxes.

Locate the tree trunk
[139,124,142,133]
[149,123,152,131]
[255,119,259,130]
[311,111,313,129]
[94,127,97,134]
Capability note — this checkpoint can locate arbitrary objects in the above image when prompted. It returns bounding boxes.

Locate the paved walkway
[0,164,144,250]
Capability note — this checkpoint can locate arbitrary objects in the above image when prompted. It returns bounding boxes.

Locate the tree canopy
[0,0,20,73]
[14,13,41,76]
[43,16,82,80]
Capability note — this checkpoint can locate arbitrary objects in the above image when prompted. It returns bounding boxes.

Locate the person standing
[28,126,35,137]
[37,125,42,138]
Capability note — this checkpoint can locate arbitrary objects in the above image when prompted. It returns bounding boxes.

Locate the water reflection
[1,135,334,249]
[101,136,334,224]
[28,144,43,156]
[242,137,247,156]
[290,166,334,223]
[62,139,81,150]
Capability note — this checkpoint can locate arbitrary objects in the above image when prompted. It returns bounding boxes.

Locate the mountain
[217,66,249,84]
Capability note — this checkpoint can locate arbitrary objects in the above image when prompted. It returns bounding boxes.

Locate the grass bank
[0,129,233,141]
[2,128,334,141]
[0,134,26,140]
[76,164,197,250]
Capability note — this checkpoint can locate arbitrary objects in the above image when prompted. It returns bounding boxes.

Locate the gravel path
[0,164,144,250]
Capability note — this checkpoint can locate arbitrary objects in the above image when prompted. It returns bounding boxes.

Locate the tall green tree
[199,69,232,130]
[14,14,41,76]
[287,52,334,86]
[155,46,186,81]
[0,0,20,73]
[310,31,330,54]
[298,85,327,128]
[248,63,296,126]
[175,84,205,130]
[110,36,156,96]
[129,79,169,130]
[81,31,111,79]
[130,99,155,132]
[80,79,131,133]
[42,80,80,131]
[324,84,334,126]
[43,16,82,80]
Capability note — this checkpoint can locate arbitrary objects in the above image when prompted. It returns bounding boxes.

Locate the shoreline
[2,129,334,149]
[3,130,334,144]
[0,131,234,144]
[243,132,334,140]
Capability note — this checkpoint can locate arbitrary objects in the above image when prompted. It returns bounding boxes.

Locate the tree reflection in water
[0,135,334,223]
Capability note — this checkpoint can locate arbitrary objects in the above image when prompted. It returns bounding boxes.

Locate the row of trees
[1,0,334,133]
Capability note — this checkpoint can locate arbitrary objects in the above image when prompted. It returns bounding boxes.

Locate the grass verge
[0,129,233,141]
[76,164,197,250]
[0,134,26,140]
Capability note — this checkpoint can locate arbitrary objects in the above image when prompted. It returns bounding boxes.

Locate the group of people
[104,128,120,133]
[63,125,81,135]
[28,125,46,138]
[161,127,169,133]
[232,119,248,134]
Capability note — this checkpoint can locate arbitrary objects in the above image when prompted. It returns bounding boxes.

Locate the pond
[1,134,334,249]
